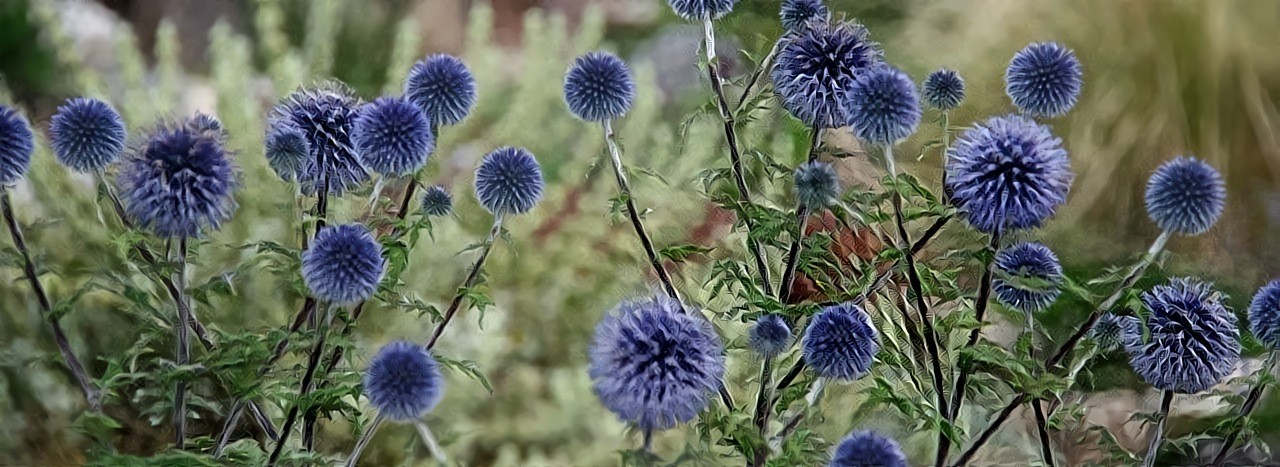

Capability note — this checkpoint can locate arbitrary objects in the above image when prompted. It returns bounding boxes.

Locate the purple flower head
[846,65,922,145]
[923,68,965,111]
[749,314,791,359]
[803,302,879,381]
[405,54,477,127]
[829,430,908,467]
[117,116,238,238]
[771,20,881,129]
[993,242,1063,313]
[302,224,385,305]
[363,340,444,421]
[780,0,828,32]
[1126,278,1240,394]
[0,105,34,186]
[666,0,737,21]
[353,97,434,176]
[1249,280,1280,350]
[271,84,368,196]
[794,160,840,209]
[50,97,126,172]
[564,51,636,122]
[1005,42,1083,117]
[420,185,453,217]
[1091,313,1141,352]
[1144,156,1226,235]
[474,147,544,216]
[265,121,309,182]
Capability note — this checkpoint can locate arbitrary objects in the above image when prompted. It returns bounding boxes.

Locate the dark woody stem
[602,120,680,300]
[426,215,504,350]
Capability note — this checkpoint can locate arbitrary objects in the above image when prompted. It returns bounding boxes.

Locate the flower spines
[363,340,445,421]
[749,314,791,359]
[117,117,238,238]
[1144,156,1226,235]
[1126,278,1240,394]
[829,430,909,467]
[50,97,127,172]
[0,105,34,185]
[771,20,882,129]
[992,242,1063,313]
[564,51,636,122]
[780,0,828,32]
[1090,313,1140,352]
[353,97,434,176]
[420,185,453,217]
[265,121,309,182]
[1249,280,1280,350]
[666,0,737,21]
[404,54,478,127]
[846,65,922,145]
[474,147,544,216]
[301,223,386,305]
[272,85,368,195]
[794,160,840,209]
[1005,42,1083,117]
[923,68,965,110]
[802,302,879,381]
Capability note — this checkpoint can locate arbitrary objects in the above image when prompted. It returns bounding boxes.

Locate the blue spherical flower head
[1005,42,1083,118]
[794,160,840,209]
[589,296,726,431]
[353,97,434,176]
[363,340,444,421]
[1126,278,1240,394]
[847,65,922,145]
[992,242,1063,313]
[666,0,736,20]
[405,54,478,127]
[302,224,386,305]
[272,84,368,196]
[1144,156,1226,235]
[564,51,635,122]
[772,20,881,129]
[50,97,126,172]
[803,302,879,381]
[117,117,238,238]
[780,0,828,32]
[420,185,453,217]
[1090,313,1141,352]
[265,121,309,182]
[475,147,544,216]
[945,115,1073,234]
[186,112,225,136]
[1249,280,1280,350]
[923,68,966,111]
[0,105,34,186]
[829,430,908,467]
[749,314,791,359]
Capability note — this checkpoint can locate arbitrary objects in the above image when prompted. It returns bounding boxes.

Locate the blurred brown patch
[786,210,882,304]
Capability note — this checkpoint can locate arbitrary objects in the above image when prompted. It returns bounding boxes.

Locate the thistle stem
[734,41,780,115]
[770,377,826,451]
[1032,401,1055,467]
[1211,351,1280,465]
[172,237,191,449]
[947,234,1002,425]
[749,356,776,467]
[425,215,503,350]
[413,419,447,464]
[268,302,337,466]
[602,120,680,300]
[939,111,951,203]
[344,414,385,467]
[1143,391,1175,467]
[643,428,654,454]
[778,127,822,303]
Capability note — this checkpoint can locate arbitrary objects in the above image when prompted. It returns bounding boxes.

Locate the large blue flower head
[803,302,879,381]
[666,0,736,20]
[794,160,840,209]
[302,224,385,305]
[1091,313,1141,352]
[0,105,34,186]
[271,84,368,196]
[475,147,544,216]
[264,121,309,182]
[420,184,453,217]
[945,115,1073,234]
[749,314,791,359]
[780,0,828,32]
[846,65,922,146]
[363,340,444,421]
[1248,280,1280,350]
[353,97,434,177]
[117,117,237,238]
[923,68,966,111]
[771,20,882,129]
[1126,278,1241,394]
[50,97,126,172]
[588,296,726,431]
[1144,156,1226,235]
[992,242,1063,313]
[829,430,908,467]
[404,54,478,128]
[564,51,635,122]
[1005,42,1083,118]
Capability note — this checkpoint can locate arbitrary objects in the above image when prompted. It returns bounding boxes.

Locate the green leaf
[436,355,494,394]
[658,244,715,263]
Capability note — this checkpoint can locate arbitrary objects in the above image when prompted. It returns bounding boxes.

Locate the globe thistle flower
[945,115,1073,234]
[1248,280,1280,350]
[301,224,386,305]
[363,340,444,421]
[771,20,881,129]
[749,314,791,359]
[353,97,434,176]
[404,54,478,127]
[1005,42,1083,118]
[1144,156,1226,235]
[474,147,544,216]
[666,0,736,21]
[49,97,126,172]
[923,68,965,111]
[589,296,726,431]
[794,160,840,209]
[846,65,922,145]
[803,302,879,381]
[992,242,1063,313]
[264,122,309,182]
[420,185,453,217]
[0,105,34,186]
[117,117,237,238]
[1126,278,1240,394]
[829,430,908,467]
[187,112,225,135]
[1090,313,1141,352]
[563,51,635,122]
[271,85,368,196]
[780,0,828,32]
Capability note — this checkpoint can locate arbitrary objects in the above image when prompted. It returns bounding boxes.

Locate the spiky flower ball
[794,160,840,209]
[1248,280,1280,350]
[780,0,828,32]
[1091,313,1141,352]
[803,302,879,381]
[420,185,453,217]
[923,68,966,111]
[353,97,434,176]
[846,65,922,145]
[187,112,225,135]
[829,430,908,467]
[666,0,736,20]
[1144,157,1226,235]
[0,105,34,186]
[589,296,725,431]
[363,340,444,421]
[992,242,1063,313]
[475,147,544,216]
[1005,42,1083,118]
[945,115,1073,234]
[272,85,367,195]
[117,117,237,238]
[564,51,636,122]
[749,314,791,359]
[1126,278,1240,394]
[49,97,126,172]
[771,20,881,129]
[265,122,309,182]
[405,54,477,127]
[301,224,385,305]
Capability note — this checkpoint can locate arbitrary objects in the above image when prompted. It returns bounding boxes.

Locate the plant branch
[948,234,1002,424]
[344,414,385,467]
[1032,400,1055,467]
[268,302,336,466]
[603,120,680,300]
[172,237,190,449]
[426,215,503,350]
[1143,390,1174,467]
[1211,351,1280,465]
[749,356,776,467]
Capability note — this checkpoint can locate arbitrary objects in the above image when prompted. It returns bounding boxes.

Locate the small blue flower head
[1126,278,1240,394]
[846,65,922,145]
[1005,42,1083,118]
[749,314,791,359]
[780,0,828,32]
[945,115,1073,234]
[923,68,966,111]
[474,147,544,216]
[992,242,1063,313]
[772,20,882,129]
[272,84,368,196]
[420,185,453,217]
[186,112,225,135]
[0,105,34,186]
[803,302,879,381]
[1144,156,1226,235]
[1248,280,1280,350]
[794,160,840,209]
[302,224,386,305]
[405,54,478,127]
[117,117,237,238]
[50,97,126,172]
[264,122,309,182]
[564,51,635,122]
[666,0,736,21]
[353,97,434,177]
[363,340,444,421]
[829,430,909,467]
[1091,313,1141,352]
[589,296,726,431]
